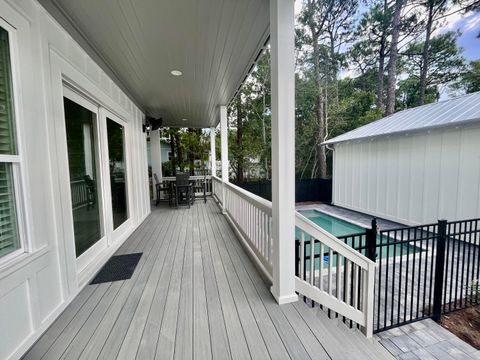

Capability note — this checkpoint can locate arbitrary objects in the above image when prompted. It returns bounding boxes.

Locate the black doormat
[90,253,142,284]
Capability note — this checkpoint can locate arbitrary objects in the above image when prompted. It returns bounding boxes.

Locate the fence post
[432,219,447,321]
[366,218,377,262]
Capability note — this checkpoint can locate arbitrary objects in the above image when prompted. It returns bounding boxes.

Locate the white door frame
[61,86,109,278]
[100,108,134,244]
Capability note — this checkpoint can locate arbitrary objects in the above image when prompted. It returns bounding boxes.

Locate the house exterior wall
[332,122,480,226]
[0,1,150,359]
[147,140,171,167]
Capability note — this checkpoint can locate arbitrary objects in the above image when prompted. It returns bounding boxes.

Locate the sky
[439,9,480,61]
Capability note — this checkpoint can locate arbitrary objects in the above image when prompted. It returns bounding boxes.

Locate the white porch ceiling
[40,0,269,128]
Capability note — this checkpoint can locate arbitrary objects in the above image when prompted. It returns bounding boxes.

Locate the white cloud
[463,13,480,33]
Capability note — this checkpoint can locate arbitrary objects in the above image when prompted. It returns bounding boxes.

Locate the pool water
[296,209,422,268]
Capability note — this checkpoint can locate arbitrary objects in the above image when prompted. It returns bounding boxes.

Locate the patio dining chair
[191,175,207,203]
[174,173,193,208]
[153,173,170,206]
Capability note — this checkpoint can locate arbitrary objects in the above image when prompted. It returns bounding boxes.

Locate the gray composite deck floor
[22,199,392,360]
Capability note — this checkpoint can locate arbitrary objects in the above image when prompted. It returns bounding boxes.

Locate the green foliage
[453,60,480,93]
[217,0,477,181]
[396,77,439,109]
[402,31,466,89]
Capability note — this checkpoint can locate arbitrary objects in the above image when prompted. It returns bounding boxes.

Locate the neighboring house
[146,138,171,167]
[324,91,480,225]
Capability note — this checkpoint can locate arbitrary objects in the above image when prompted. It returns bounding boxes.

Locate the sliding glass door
[63,96,103,258]
[106,117,128,229]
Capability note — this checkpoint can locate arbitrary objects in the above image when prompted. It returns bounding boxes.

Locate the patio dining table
[161,176,208,207]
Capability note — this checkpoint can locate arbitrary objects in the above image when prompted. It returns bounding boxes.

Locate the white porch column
[220,105,228,212]
[210,127,217,177]
[150,129,162,200]
[269,0,297,304]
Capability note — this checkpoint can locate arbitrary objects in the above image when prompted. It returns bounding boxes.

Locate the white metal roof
[323,91,480,145]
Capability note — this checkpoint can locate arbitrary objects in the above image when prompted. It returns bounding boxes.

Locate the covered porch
[22,200,390,360]
[0,0,385,358]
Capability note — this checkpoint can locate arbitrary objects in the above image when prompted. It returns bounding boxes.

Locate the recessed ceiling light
[182,118,188,121]
[171,70,182,76]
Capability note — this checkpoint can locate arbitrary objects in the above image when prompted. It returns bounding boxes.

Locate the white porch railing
[212,175,273,279]
[212,175,375,338]
[212,175,223,204]
[295,212,376,338]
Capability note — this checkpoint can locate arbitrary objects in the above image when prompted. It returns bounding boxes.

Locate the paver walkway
[376,319,480,359]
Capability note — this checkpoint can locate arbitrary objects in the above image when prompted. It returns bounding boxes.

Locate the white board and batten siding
[0,1,150,359]
[332,122,480,226]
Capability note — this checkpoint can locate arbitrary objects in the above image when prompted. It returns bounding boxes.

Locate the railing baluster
[336,253,341,300]
[352,265,358,309]
[319,243,324,292]
[310,236,315,286]
[345,259,351,305]
[328,248,333,296]
[300,231,305,280]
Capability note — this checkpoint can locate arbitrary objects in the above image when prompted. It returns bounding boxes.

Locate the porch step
[296,301,394,359]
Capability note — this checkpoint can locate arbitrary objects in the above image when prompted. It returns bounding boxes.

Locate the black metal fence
[334,217,480,333]
[234,178,332,203]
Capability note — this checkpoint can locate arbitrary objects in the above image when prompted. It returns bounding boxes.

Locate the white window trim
[0,17,31,268]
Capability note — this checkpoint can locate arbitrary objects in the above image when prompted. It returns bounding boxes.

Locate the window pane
[0,27,17,154]
[0,163,20,257]
[64,97,103,257]
[107,118,128,229]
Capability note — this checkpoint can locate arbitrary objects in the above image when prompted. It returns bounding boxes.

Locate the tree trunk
[261,88,268,180]
[385,0,404,116]
[419,4,434,105]
[169,132,176,175]
[329,32,339,106]
[313,40,328,179]
[188,128,195,176]
[236,99,244,182]
[376,0,388,110]
[174,132,183,172]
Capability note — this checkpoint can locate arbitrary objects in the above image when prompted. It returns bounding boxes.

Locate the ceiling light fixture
[182,118,188,121]
[171,70,182,76]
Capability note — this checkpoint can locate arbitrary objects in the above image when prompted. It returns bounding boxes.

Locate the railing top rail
[295,211,375,269]
[446,217,480,225]
[337,231,366,240]
[163,175,212,180]
[378,222,438,233]
[223,181,272,214]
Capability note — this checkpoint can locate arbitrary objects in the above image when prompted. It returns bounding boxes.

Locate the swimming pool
[296,209,422,267]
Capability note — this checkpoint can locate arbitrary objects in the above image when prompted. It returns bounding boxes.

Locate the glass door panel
[106,118,128,229]
[64,97,103,257]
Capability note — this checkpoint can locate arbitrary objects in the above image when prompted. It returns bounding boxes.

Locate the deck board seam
[207,201,311,360]
[135,208,183,359]
[208,201,274,359]
[198,200,233,360]
[207,201,293,360]
[117,205,182,359]
[202,201,249,359]
[154,208,188,359]
[207,202,297,359]
[91,206,175,360]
